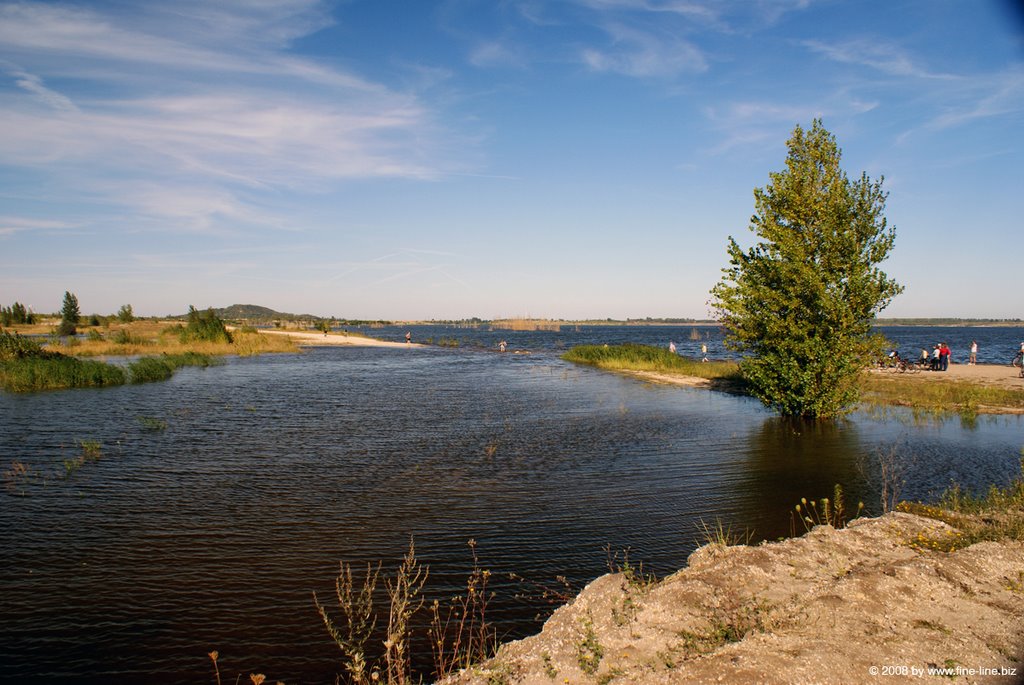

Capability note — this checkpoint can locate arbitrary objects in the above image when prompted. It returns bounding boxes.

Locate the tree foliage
[117,304,134,323]
[58,291,81,337]
[710,120,902,418]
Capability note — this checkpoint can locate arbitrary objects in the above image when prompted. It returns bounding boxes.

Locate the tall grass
[71,325,297,357]
[314,538,502,684]
[0,355,127,391]
[1,329,217,391]
[563,343,741,381]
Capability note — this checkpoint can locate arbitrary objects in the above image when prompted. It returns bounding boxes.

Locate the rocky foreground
[444,513,1024,685]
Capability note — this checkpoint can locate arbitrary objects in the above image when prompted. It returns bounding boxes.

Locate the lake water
[1,326,1022,683]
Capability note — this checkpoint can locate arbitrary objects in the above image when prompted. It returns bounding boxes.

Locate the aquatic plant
[137,416,168,431]
[61,440,103,478]
[3,460,35,495]
[128,357,175,383]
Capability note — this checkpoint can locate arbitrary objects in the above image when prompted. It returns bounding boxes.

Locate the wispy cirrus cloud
[0,215,78,237]
[803,39,958,80]
[580,21,706,77]
[801,37,1024,139]
[0,0,462,234]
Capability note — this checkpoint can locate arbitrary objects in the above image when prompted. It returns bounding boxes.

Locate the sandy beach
[249,327,424,348]
[870,361,1024,390]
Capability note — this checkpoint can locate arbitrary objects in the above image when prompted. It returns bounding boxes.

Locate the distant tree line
[2,291,139,335]
[0,302,35,326]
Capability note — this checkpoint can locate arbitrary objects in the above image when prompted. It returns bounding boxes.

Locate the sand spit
[246,328,424,348]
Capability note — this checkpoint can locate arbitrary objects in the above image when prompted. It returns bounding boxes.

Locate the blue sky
[1,0,1022,320]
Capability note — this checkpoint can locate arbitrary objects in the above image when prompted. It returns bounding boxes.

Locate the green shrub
[0,330,61,361]
[179,306,233,344]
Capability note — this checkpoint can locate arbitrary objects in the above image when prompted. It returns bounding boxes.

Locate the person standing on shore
[405,331,412,344]
[669,341,676,354]
[939,342,951,371]
[969,340,978,365]
[701,343,708,362]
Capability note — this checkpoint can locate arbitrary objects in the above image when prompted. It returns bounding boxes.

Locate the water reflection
[728,417,870,542]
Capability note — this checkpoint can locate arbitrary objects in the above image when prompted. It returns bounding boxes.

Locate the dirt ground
[445,513,1024,685]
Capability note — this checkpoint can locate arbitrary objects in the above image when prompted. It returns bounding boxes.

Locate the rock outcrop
[444,513,1024,684]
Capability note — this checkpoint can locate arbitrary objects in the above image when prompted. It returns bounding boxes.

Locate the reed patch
[562,343,741,381]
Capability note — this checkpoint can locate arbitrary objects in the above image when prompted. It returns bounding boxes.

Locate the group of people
[920,342,953,371]
[915,340,989,370]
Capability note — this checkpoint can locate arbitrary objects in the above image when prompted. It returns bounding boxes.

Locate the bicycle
[883,352,917,374]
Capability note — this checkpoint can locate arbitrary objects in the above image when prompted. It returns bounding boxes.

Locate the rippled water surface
[2,342,1022,684]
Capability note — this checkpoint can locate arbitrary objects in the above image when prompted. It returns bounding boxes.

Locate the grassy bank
[0,330,217,392]
[859,373,1024,417]
[562,344,742,381]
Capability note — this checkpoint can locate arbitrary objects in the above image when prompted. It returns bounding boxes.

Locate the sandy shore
[247,328,424,348]
[869,361,1024,390]
[634,362,1023,392]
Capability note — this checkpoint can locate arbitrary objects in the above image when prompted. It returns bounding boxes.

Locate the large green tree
[710,120,902,418]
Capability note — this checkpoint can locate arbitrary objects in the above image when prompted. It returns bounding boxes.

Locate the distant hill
[214,304,295,320]
[167,304,320,321]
